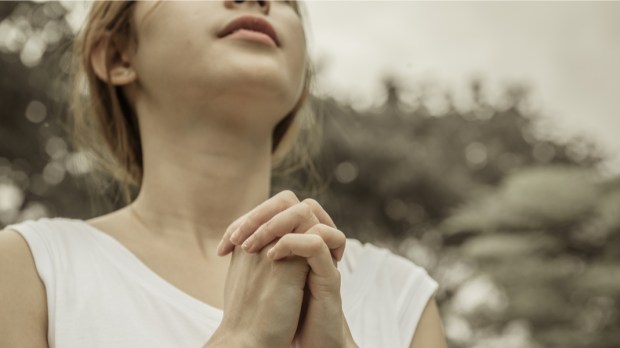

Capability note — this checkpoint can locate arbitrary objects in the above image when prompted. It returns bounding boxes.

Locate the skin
[0,1,447,347]
[102,0,308,254]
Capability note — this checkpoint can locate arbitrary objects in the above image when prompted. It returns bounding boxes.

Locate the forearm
[204,326,292,348]
[343,320,359,348]
[202,328,252,348]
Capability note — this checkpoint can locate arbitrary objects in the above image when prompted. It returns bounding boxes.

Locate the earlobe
[90,33,137,85]
[108,66,136,85]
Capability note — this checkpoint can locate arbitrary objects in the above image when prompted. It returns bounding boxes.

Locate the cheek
[132,3,210,78]
[133,38,190,96]
[133,23,209,94]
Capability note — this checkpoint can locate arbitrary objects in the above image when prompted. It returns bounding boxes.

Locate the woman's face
[127,0,307,132]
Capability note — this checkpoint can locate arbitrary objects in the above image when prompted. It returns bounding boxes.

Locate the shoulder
[0,228,48,347]
[0,227,48,297]
[340,238,440,347]
[4,216,96,250]
[341,238,437,293]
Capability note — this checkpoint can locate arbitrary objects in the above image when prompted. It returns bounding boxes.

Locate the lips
[218,15,280,47]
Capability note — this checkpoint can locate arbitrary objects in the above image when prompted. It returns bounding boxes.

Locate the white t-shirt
[5,217,438,348]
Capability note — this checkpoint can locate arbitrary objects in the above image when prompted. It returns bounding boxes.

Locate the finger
[216,210,252,256]
[216,211,251,255]
[218,190,299,255]
[267,234,338,278]
[242,201,320,253]
[302,224,347,262]
[232,190,300,244]
[242,198,337,253]
[301,198,337,228]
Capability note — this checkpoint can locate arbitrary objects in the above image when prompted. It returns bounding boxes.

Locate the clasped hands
[214,190,357,348]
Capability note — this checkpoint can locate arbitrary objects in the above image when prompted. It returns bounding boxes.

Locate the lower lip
[224,29,277,47]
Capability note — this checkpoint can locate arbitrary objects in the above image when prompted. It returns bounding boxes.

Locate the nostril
[233,0,268,7]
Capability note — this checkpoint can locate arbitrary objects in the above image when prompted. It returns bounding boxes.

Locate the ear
[90,32,137,85]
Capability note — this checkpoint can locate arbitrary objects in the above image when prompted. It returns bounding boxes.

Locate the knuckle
[337,228,347,242]
[309,223,324,236]
[308,224,327,238]
[302,198,319,209]
[244,214,262,232]
[274,195,297,213]
[280,190,299,204]
[287,204,308,225]
[320,222,332,233]
[279,233,295,246]
[298,202,314,220]
[280,233,295,242]
[274,199,290,213]
[307,235,325,252]
[319,223,331,231]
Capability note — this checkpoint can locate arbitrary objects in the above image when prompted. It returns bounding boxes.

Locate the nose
[225,0,271,14]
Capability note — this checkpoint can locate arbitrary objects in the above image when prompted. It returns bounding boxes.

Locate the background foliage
[1,2,618,347]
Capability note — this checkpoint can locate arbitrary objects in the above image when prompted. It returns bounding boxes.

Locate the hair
[68,1,322,212]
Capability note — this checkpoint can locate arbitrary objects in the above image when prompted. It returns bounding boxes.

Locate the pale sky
[303,1,620,174]
[58,1,620,173]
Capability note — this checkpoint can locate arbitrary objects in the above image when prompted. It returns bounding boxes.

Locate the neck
[129,110,274,257]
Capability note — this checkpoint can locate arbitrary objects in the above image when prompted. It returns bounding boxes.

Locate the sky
[56,0,620,174]
[302,1,620,174]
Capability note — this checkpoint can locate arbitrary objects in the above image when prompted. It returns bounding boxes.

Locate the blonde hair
[69,1,321,211]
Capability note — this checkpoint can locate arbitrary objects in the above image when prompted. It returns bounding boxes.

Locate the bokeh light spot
[25,100,47,123]
[335,161,358,184]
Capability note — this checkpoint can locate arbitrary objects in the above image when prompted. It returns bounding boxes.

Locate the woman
[0,1,446,347]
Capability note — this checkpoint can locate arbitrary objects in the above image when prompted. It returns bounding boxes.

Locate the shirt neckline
[66,218,224,322]
[63,217,368,316]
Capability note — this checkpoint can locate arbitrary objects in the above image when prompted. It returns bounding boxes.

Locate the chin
[216,73,299,112]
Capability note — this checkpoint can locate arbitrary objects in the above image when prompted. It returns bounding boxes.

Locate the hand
[268,225,357,348]
[216,191,344,260]
[217,190,357,348]
[208,238,309,348]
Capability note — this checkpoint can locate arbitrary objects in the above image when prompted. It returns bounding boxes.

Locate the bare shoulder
[0,229,49,348]
[409,297,447,348]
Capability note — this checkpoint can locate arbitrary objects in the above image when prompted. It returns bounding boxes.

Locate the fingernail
[216,240,224,255]
[242,236,254,251]
[230,229,241,244]
[267,247,275,259]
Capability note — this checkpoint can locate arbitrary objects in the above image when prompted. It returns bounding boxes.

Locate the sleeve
[384,251,439,348]
[4,219,56,291]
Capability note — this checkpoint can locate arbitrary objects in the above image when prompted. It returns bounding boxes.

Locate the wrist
[346,339,359,348]
[207,323,285,348]
[204,327,253,348]
[342,316,358,348]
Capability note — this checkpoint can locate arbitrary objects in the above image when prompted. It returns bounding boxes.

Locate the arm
[409,298,447,348]
[0,229,49,348]
[202,327,255,348]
